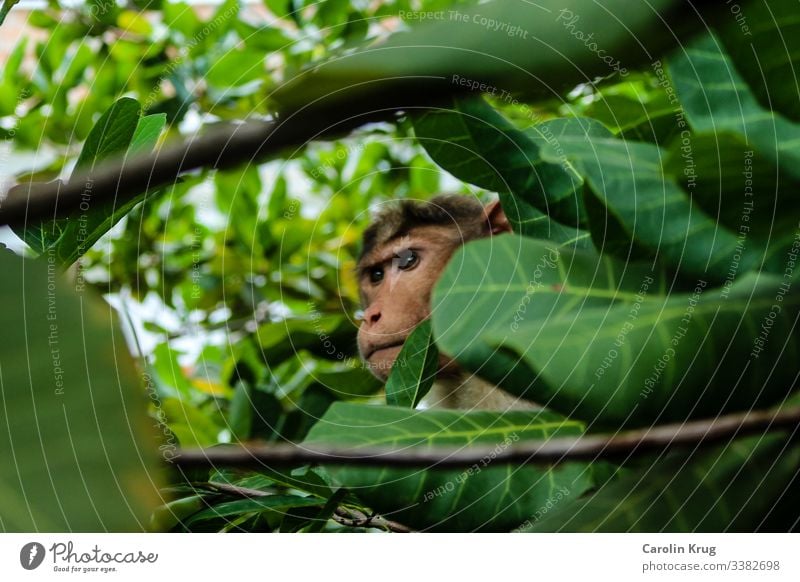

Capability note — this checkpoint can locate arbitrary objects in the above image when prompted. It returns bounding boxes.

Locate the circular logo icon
[20,542,46,570]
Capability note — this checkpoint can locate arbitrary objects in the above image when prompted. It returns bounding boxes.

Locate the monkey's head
[356,195,511,381]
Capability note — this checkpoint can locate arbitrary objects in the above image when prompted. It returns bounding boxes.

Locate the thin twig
[333,506,412,533]
[196,482,277,498]
[190,481,413,532]
[169,405,800,469]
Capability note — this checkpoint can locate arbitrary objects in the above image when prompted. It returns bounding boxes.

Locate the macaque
[356,194,535,410]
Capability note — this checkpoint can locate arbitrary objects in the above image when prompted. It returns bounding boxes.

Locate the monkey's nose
[362,305,381,326]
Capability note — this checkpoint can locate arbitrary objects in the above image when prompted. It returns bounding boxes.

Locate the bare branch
[169,405,800,469]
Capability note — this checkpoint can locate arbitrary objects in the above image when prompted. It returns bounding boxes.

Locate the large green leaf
[536,118,760,281]
[412,96,587,228]
[530,433,800,531]
[303,402,593,531]
[385,320,438,408]
[74,97,141,171]
[432,235,800,428]
[0,250,162,531]
[13,101,166,266]
[664,33,800,276]
[667,33,800,182]
[275,0,700,113]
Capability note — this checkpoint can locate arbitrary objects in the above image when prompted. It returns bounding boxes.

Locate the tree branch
[333,506,412,533]
[0,81,453,228]
[169,405,800,469]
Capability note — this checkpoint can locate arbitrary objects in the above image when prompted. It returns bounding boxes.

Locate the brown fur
[357,194,528,410]
[359,194,488,264]
[421,376,539,410]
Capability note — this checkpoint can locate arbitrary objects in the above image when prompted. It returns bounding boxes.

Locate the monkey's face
[356,225,461,381]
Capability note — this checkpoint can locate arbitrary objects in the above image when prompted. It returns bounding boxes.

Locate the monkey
[356,194,537,410]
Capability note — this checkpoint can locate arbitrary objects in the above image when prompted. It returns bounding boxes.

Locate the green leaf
[303,402,593,531]
[275,0,699,113]
[150,495,207,532]
[539,117,759,281]
[162,397,223,448]
[314,359,383,399]
[412,96,587,229]
[0,251,161,531]
[163,1,201,38]
[0,0,20,27]
[3,37,26,85]
[184,495,324,528]
[667,33,800,182]
[13,101,166,266]
[385,320,438,408]
[74,96,141,171]
[530,433,800,531]
[129,113,168,153]
[433,235,800,428]
[206,49,264,88]
[264,0,291,19]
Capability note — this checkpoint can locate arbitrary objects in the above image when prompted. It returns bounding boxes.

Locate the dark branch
[169,405,800,469]
[0,80,455,228]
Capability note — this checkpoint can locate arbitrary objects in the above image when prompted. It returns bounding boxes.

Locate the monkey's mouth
[365,341,405,360]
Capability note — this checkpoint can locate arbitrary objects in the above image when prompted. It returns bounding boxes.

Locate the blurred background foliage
[1,0,644,453]
[0,0,738,532]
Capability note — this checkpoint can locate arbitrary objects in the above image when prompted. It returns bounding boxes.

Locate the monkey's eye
[394,249,419,271]
[369,266,384,283]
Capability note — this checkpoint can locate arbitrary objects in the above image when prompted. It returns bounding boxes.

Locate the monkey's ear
[484,200,512,234]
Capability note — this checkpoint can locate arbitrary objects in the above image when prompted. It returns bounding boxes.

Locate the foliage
[1,0,798,532]
[303,403,592,532]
